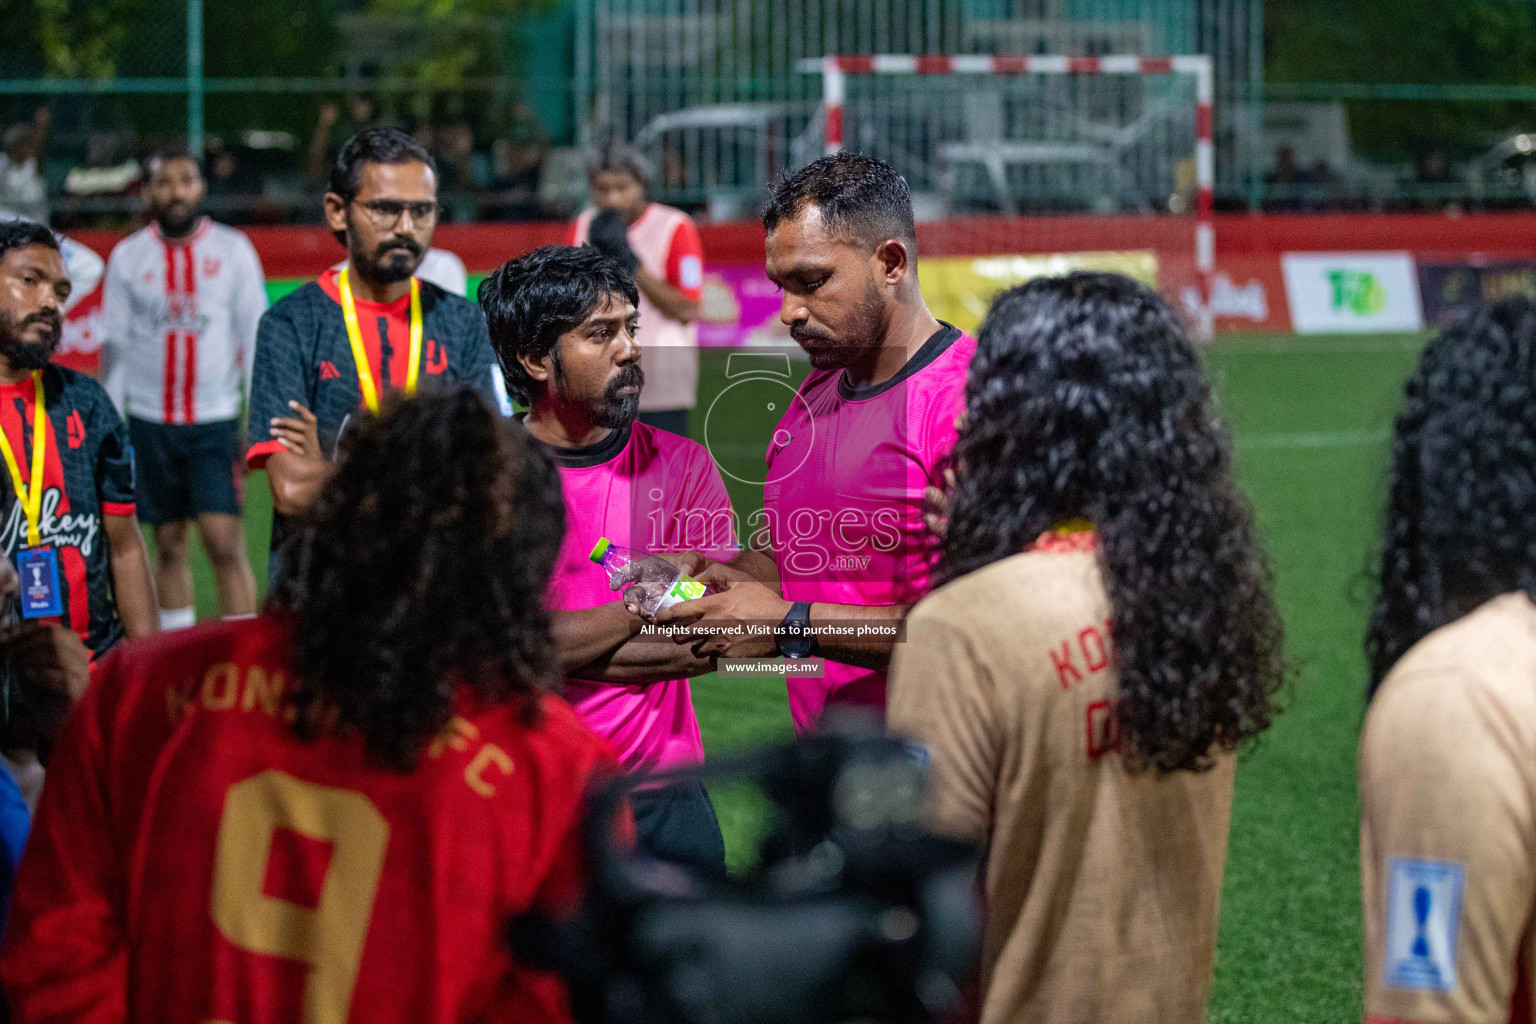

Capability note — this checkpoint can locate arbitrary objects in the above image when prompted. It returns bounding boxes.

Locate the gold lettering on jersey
[201,663,240,711]
[427,717,479,759]
[241,667,284,716]
[167,664,295,725]
[424,719,515,798]
[464,744,514,798]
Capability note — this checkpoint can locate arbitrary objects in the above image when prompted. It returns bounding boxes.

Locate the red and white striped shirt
[100,218,268,425]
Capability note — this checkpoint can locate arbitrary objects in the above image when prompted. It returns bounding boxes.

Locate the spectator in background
[412,120,437,156]
[0,108,50,224]
[568,143,703,437]
[62,132,142,202]
[1264,145,1304,213]
[485,102,549,221]
[100,144,266,630]
[1309,158,1339,210]
[305,94,379,184]
[437,120,482,222]
[204,140,258,214]
[1417,148,1457,211]
[1419,148,1454,185]
[206,145,240,198]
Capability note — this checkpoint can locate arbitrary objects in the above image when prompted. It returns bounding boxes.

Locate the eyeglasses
[353,199,439,226]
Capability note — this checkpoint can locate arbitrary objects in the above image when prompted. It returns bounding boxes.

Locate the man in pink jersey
[652,153,975,734]
[566,144,704,438]
[100,144,265,628]
[479,244,734,875]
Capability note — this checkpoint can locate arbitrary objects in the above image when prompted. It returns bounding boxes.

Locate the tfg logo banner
[1281,252,1425,334]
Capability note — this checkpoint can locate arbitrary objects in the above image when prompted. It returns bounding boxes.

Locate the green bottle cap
[589,537,611,564]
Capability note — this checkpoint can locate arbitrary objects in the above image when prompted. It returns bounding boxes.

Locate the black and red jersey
[0,365,136,657]
[245,270,501,558]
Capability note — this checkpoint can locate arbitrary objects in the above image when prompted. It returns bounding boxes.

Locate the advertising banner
[1281,252,1424,334]
[921,251,1159,335]
[1418,260,1536,327]
[1180,257,1294,334]
[697,264,791,348]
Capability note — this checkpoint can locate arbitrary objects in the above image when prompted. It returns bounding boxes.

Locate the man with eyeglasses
[246,127,500,581]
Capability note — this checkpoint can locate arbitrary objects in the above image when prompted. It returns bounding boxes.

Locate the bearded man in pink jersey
[652,152,976,734]
[479,244,735,876]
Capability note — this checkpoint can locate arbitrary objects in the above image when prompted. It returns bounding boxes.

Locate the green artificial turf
[183,320,1426,1021]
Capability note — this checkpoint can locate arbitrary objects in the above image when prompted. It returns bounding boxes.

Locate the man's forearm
[572,638,717,685]
[556,603,717,684]
[807,602,912,671]
[634,268,700,324]
[104,517,158,638]
[553,604,643,672]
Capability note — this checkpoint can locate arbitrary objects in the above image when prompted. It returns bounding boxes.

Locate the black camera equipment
[510,723,981,1024]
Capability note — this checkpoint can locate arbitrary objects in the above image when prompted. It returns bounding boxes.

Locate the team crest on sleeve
[1384,857,1465,993]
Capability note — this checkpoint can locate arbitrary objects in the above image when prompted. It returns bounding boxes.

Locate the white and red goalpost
[799,54,1216,338]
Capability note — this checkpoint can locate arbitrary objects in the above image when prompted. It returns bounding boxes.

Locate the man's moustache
[377,239,423,257]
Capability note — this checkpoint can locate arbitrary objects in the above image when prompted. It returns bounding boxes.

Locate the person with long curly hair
[1,387,616,1024]
[888,272,1284,1024]
[1359,296,1536,1024]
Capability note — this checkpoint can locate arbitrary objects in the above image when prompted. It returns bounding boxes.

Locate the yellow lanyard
[337,268,422,414]
[0,373,48,547]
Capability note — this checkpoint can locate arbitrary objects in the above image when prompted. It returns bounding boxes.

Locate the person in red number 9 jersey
[1,387,619,1024]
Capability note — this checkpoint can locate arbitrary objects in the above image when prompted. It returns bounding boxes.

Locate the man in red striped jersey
[100,144,265,629]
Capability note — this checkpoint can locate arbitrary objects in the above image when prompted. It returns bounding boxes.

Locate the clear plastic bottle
[589,537,707,615]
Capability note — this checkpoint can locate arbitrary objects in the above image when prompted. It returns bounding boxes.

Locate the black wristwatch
[776,601,818,659]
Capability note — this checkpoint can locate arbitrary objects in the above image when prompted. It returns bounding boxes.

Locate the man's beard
[791,279,885,371]
[0,309,61,371]
[594,364,645,428]
[153,203,198,238]
[557,363,645,428]
[348,223,425,284]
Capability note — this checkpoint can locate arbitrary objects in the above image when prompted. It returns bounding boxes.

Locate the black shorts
[128,417,243,526]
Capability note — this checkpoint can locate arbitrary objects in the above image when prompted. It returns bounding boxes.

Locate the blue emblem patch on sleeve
[1384,857,1465,993]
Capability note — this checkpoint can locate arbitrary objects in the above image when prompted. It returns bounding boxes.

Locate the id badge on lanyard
[0,373,60,619]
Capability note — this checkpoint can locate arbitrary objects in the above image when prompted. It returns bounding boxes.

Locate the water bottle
[590,537,707,616]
